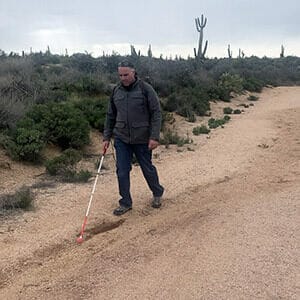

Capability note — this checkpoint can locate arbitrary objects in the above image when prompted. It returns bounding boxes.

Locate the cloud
[1,0,299,57]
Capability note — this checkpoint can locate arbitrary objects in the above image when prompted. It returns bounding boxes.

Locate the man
[103,60,164,216]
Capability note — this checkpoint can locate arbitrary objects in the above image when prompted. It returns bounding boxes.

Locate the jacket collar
[121,78,139,91]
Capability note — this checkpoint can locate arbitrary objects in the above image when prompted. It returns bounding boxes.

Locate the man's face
[118,67,136,86]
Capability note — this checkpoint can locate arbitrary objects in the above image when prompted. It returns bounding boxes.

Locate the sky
[1,0,300,59]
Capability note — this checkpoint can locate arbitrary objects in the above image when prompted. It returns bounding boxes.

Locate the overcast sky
[1,0,299,58]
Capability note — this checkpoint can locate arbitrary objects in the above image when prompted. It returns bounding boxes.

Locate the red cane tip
[76,236,84,244]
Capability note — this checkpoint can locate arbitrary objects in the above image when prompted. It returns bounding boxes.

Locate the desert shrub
[238,103,249,108]
[152,79,176,97]
[9,127,46,161]
[206,83,220,100]
[161,111,175,125]
[45,148,91,182]
[186,112,196,123]
[208,85,231,102]
[208,118,225,129]
[177,106,196,122]
[243,77,264,92]
[73,97,108,131]
[0,97,29,129]
[164,86,210,117]
[233,109,242,114]
[0,131,7,147]
[161,111,176,132]
[60,73,107,96]
[160,129,190,146]
[223,107,233,114]
[247,95,259,101]
[192,125,210,135]
[217,73,244,101]
[61,169,92,183]
[0,186,34,211]
[45,148,82,175]
[7,101,90,162]
[24,102,90,149]
[0,131,13,150]
[163,94,177,112]
[224,115,231,122]
[208,116,231,129]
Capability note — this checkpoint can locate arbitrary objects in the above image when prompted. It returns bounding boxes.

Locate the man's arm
[144,83,162,142]
[103,93,117,142]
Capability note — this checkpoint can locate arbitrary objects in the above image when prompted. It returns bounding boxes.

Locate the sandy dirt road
[0,86,299,299]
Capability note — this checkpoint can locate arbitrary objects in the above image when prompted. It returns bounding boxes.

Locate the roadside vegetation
[0,50,299,187]
[0,186,34,211]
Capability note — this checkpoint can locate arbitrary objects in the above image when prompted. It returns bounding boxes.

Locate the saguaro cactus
[238,48,245,58]
[280,45,285,58]
[194,14,208,60]
[227,44,232,58]
[130,45,138,57]
[147,44,152,58]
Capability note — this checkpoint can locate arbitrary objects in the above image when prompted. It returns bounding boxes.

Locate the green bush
[208,85,231,102]
[45,148,82,175]
[11,127,45,161]
[61,169,92,183]
[192,125,210,135]
[164,86,210,117]
[208,118,225,129]
[247,95,259,101]
[243,77,264,92]
[224,115,231,122]
[163,94,177,112]
[160,129,190,146]
[45,148,91,182]
[24,102,90,149]
[233,109,242,114]
[217,73,244,101]
[223,107,233,114]
[178,106,196,122]
[208,116,231,129]
[74,97,108,131]
[7,101,90,162]
[186,113,196,122]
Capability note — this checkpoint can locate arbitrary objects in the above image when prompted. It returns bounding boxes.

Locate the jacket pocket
[131,121,150,142]
[114,121,127,139]
[115,121,126,128]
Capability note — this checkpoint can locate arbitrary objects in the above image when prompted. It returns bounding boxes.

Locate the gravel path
[0,86,299,299]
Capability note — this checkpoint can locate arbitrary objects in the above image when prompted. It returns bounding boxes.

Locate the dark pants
[114,138,164,208]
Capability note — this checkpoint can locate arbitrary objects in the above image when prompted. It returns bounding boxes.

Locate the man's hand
[148,139,159,150]
[103,140,110,154]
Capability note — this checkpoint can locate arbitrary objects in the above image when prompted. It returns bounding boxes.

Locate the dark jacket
[103,79,162,144]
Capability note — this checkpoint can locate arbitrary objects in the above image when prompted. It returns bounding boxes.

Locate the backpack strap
[138,80,150,112]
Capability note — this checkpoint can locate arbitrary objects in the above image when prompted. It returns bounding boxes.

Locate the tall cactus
[194,14,208,60]
[130,45,138,57]
[147,44,152,58]
[280,45,285,58]
[238,48,245,58]
[227,44,232,58]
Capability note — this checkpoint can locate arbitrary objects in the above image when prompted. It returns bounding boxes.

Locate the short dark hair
[118,60,135,69]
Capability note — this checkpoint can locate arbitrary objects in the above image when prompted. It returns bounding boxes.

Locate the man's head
[118,60,136,86]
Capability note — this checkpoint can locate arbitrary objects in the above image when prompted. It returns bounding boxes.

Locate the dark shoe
[113,205,132,216]
[151,196,161,208]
